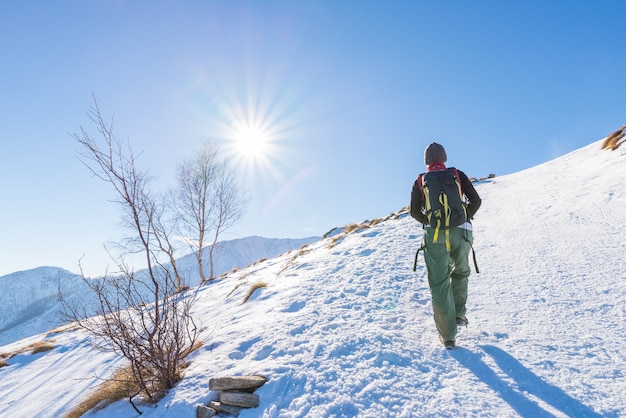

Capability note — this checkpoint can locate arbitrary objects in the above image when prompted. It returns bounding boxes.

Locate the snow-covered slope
[1,139,624,417]
[174,236,321,285]
[0,267,86,347]
[0,236,318,347]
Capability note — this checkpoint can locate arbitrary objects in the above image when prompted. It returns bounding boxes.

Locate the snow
[0,237,318,347]
[1,139,625,417]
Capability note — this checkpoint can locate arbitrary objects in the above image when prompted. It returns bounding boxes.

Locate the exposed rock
[196,404,216,418]
[220,391,260,408]
[203,374,266,414]
[209,375,267,392]
[208,401,244,415]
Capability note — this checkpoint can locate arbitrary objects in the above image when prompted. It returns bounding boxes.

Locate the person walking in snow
[410,142,481,349]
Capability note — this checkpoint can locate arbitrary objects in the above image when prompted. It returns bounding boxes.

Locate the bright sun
[224,120,285,183]
[234,125,270,161]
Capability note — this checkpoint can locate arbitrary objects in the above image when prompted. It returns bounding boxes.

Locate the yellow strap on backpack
[440,192,452,251]
[423,177,452,251]
[423,185,432,215]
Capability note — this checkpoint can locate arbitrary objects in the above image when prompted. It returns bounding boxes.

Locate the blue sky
[1,0,625,277]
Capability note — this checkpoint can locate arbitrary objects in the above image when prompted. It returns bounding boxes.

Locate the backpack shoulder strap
[417,173,424,188]
[450,167,463,197]
[417,173,425,198]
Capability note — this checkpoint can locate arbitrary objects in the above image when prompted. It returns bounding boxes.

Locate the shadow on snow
[451,344,602,418]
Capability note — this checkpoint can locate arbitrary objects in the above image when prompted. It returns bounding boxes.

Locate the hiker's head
[424,142,447,165]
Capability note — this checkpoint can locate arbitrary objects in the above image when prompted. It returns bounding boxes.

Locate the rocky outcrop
[197,375,267,417]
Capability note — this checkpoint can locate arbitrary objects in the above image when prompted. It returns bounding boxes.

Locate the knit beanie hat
[424,142,447,165]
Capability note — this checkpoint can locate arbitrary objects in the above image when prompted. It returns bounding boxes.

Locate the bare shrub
[63,276,199,407]
[66,340,203,418]
[62,98,200,409]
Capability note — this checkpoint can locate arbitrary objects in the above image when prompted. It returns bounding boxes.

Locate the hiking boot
[439,335,456,350]
[456,316,468,327]
[443,340,455,349]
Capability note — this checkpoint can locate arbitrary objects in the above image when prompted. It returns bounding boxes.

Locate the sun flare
[223,121,285,182]
[234,125,270,161]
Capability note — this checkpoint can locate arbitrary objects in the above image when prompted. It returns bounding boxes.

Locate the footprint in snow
[254,345,274,361]
[283,300,306,313]
[362,230,381,238]
[229,336,262,359]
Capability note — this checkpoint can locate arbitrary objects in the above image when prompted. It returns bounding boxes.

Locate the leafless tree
[175,143,247,282]
[63,99,199,407]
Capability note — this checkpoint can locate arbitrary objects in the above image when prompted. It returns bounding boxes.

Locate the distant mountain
[0,236,319,346]
[0,267,85,346]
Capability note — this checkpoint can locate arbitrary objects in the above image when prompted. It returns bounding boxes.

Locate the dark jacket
[410,168,481,225]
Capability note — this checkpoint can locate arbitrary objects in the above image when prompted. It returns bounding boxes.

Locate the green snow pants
[423,226,473,342]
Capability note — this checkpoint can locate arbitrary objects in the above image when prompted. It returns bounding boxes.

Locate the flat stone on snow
[209,375,267,391]
[196,405,216,418]
[208,401,244,415]
[220,391,260,408]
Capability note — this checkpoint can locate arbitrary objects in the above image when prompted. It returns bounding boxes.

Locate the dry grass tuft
[325,209,410,248]
[326,222,370,248]
[277,244,313,276]
[369,218,381,227]
[227,271,252,299]
[180,340,204,359]
[47,324,80,336]
[297,244,312,256]
[64,339,203,418]
[601,125,626,151]
[64,366,140,418]
[252,257,268,266]
[327,234,344,249]
[242,282,268,304]
[344,223,360,234]
[0,338,57,361]
[31,341,55,354]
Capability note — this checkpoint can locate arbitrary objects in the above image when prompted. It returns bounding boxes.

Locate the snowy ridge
[0,236,318,347]
[1,139,625,417]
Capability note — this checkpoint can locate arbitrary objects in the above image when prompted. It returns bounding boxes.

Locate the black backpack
[412,168,479,272]
[417,168,467,242]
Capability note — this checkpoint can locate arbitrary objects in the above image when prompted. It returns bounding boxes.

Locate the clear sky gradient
[1,1,625,277]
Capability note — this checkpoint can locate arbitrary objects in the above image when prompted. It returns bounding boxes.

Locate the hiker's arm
[459,171,481,220]
[410,179,428,224]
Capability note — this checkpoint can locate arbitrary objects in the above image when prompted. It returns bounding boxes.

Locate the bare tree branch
[62,98,199,406]
[174,142,247,282]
